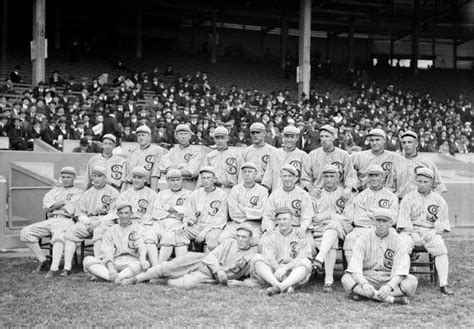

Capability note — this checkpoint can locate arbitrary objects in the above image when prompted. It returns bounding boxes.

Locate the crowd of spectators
[0,63,472,155]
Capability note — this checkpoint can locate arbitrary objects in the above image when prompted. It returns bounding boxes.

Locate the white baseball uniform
[123,144,166,185]
[86,154,126,189]
[115,186,156,221]
[199,148,241,191]
[240,143,276,183]
[261,148,308,192]
[158,144,203,190]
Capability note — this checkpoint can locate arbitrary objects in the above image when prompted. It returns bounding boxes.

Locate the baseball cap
[319,124,336,137]
[214,126,229,137]
[367,164,384,175]
[116,202,133,212]
[102,134,117,144]
[368,128,386,139]
[136,125,151,134]
[61,166,77,176]
[166,169,182,179]
[373,208,395,222]
[416,167,434,179]
[401,131,418,140]
[131,167,148,177]
[280,164,297,176]
[236,223,254,235]
[321,164,339,174]
[241,162,258,171]
[175,124,191,133]
[249,122,265,132]
[274,207,293,218]
[199,166,216,175]
[282,125,300,135]
[92,165,107,176]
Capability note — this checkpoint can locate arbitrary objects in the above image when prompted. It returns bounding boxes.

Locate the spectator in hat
[9,65,22,83]
[73,137,90,153]
[7,116,28,150]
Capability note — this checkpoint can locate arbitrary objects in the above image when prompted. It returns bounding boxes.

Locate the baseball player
[143,169,191,266]
[344,164,399,263]
[341,208,418,305]
[121,125,166,192]
[261,125,308,193]
[311,165,354,293]
[122,223,257,287]
[397,168,454,295]
[394,130,447,200]
[253,207,313,296]
[262,164,314,233]
[239,122,276,183]
[83,202,150,283]
[220,162,268,245]
[61,166,119,277]
[85,134,126,190]
[158,124,203,190]
[350,128,402,192]
[182,166,228,251]
[116,167,156,222]
[20,167,83,278]
[198,126,241,193]
[302,124,357,202]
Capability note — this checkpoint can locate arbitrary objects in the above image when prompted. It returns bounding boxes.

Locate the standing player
[344,165,399,263]
[158,124,203,190]
[311,165,354,293]
[341,208,418,305]
[253,207,313,296]
[261,125,308,193]
[199,126,241,192]
[143,169,191,266]
[182,166,228,251]
[394,130,446,200]
[262,164,314,233]
[220,162,268,244]
[240,122,276,183]
[20,167,83,277]
[397,168,454,295]
[61,166,119,277]
[122,125,165,192]
[302,124,357,201]
[85,134,126,190]
[351,128,402,192]
[83,203,150,283]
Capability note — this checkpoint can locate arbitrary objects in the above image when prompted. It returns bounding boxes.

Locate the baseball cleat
[322,283,333,293]
[59,269,71,277]
[440,285,454,296]
[45,270,59,279]
[312,260,323,272]
[393,297,409,305]
[285,286,295,294]
[32,260,51,273]
[121,277,138,286]
[350,293,361,301]
[266,286,282,296]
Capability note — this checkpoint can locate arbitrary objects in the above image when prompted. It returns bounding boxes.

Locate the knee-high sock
[316,229,338,263]
[50,242,64,271]
[279,266,307,292]
[158,246,173,264]
[435,254,449,286]
[88,263,111,281]
[254,261,280,287]
[63,240,77,271]
[146,244,159,267]
[25,242,47,263]
[324,249,337,285]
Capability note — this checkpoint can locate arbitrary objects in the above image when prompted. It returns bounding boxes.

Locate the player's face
[102,139,115,155]
[61,173,75,187]
[250,130,265,144]
[214,135,228,149]
[175,131,191,146]
[323,173,339,188]
[369,136,385,152]
[280,171,297,189]
[235,229,252,250]
[401,137,418,155]
[282,134,298,150]
[137,132,151,146]
[91,173,106,188]
[320,131,335,148]
[117,206,132,226]
[167,177,183,191]
[276,213,292,233]
[242,168,257,185]
[368,172,384,188]
[131,174,146,189]
[200,172,216,188]
[375,217,391,237]
[416,175,433,194]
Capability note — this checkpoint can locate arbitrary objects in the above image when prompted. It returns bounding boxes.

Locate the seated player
[252,207,313,296]
[143,169,191,266]
[344,164,399,263]
[397,168,454,295]
[20,167,83,278]
[341,208,418,305]
[220,162,268,245]
[61,166,119,277]
[182,166,228,251]
[122,223,256,287]
[83,202,150,283]
[311,165,354,293]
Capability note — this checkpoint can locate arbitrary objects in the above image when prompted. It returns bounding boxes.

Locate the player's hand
[310,188,322,200]
[274,266,288,281]
[108,268,119,282]
[423,230,437,243]
[411,233,424,247]
[196,228,211,243]
[340,188,352,202]
[216,270,228,285]
[140,259,150,271]
[362,283,376,298]
[50,200,66,211]
[376,285,392,299]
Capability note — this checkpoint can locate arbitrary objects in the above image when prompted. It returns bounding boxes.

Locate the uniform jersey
[312,186,354,229]
[393,153,447,199]
[86,153,126,189]
[184,187,228,229]
[397,190,450,232]
[116,186,156,220]
[346,228,410,282]
[262,186,314,231]
[351,150,402,192]
[353,187,399,228]
[43,185,83,217]
[240,143,276,183]
[261,147,308,192]
[75,184,119,222]
[200,239,256,280]
[158,144,203,179]
[123,144,166,184]
[228,183,268,223]
[302,147,357,191]
[200,148,241,188]
[100,222,146,264]
[148,188,191,222]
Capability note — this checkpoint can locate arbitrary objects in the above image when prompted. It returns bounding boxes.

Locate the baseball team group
[20,120,454,304]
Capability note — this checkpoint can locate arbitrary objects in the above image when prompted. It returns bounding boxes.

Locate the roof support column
[298,0,311,101]
[280,17,287,70]
[210,9,217,64]
[348,19,354,69]
[32,0,46,85]
[412,0,420,76]
[136,0,143,58]
[1,0,8,78]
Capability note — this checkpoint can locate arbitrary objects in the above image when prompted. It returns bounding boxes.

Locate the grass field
[1,238,473,327]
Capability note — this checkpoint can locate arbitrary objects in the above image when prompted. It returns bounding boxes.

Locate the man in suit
[102,108,121,142]
[7,116,28,150]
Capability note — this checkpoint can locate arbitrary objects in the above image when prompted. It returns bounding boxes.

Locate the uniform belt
[48,213,72,219]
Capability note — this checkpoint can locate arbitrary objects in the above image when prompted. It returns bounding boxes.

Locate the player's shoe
[410,252,421,262]
[32,260,51,273]
[440,285,454,295]
[285,286,295,294]
[350,293,361,301]
[59,269,71,277]
[266,286,281,296]
[90,275,102,282]
[322,283,333,293]
[312,260,323,273]
[393,297,409,305]
[121,277,138,286]
[45,270,59,278]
